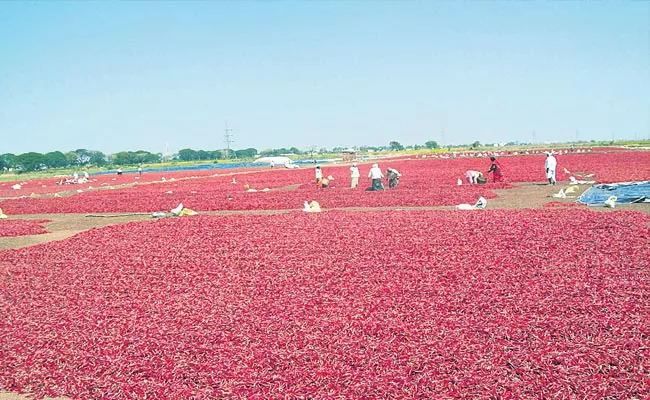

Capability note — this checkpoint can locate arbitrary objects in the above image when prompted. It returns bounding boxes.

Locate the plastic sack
[171,203,184,216]
[474,197,488,209]
[303,200,321,213]
[604,196,617,208]
[178,208,198,216]
[552,189,566,198]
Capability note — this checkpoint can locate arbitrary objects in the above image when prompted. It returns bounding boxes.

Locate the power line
[224,123,234,159]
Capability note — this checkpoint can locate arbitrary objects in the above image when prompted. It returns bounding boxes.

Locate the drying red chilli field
[0,219,50,238]
[1,210,649,399]
[2,151,649,215]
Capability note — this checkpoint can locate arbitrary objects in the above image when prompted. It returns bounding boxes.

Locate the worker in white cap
[367,163,384,191]
[350,162,360,188]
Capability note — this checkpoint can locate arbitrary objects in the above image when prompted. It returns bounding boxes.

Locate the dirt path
[0,392,65,400]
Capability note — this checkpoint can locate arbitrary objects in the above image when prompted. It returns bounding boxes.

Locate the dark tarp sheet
[578,181,650,206]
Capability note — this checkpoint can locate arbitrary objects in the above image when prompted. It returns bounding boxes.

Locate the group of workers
[58,165,146,185]
[315,163,401,190]
[57,171,90,185]
[465,152,559,185]
[465,157,505,184]
[116,166,143,176]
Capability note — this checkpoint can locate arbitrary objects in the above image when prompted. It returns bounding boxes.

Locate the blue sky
[1,1,648,155]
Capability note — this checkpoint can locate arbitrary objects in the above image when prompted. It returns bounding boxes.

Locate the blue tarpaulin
[578,181,650,205]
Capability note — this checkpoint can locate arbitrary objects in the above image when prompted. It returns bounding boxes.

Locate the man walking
[545,152,557,185]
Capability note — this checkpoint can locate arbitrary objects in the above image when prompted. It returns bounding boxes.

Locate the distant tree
[424,140,439,149]
[112,152,137,165]
[389,141,404,151]
[136,151,161,164]
[14,152,46,172]
[288,147,302,155]
[260,148,292,157]
[74,149,92,165]
[44,151,68,168]
[1,153,16,170]
[235,148,258,159]
[111,151,159,165]
[64,151,79,166]
[88,150,106,166]
[178,149,199,162]
[471,141,481,149]
[196,150,210,160]
[306,145,318,159]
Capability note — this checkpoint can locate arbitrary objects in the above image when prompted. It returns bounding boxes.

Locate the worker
[465,170,483,184]
[545,151,557,185]
[367,163,384,191]
[318,177,330,188]
[315,166,323,183]
[350,163,360,188]
[487,157,504,183]
[386,168,401,188]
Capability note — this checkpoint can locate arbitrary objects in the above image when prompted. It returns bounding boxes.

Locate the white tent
[254,156,297,168]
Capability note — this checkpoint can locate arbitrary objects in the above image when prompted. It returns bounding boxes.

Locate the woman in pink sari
[487,157,504,183]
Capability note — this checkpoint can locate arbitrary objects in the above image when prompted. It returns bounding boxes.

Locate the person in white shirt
[349,163,360,188]
[315,166,323,182]
[367,163,384,191]
[465,170,483,184]
[545,152,557,185]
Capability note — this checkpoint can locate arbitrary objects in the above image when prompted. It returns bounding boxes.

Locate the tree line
[1,140,444,173]
[0,148,260,172]
[0,149,165,173]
